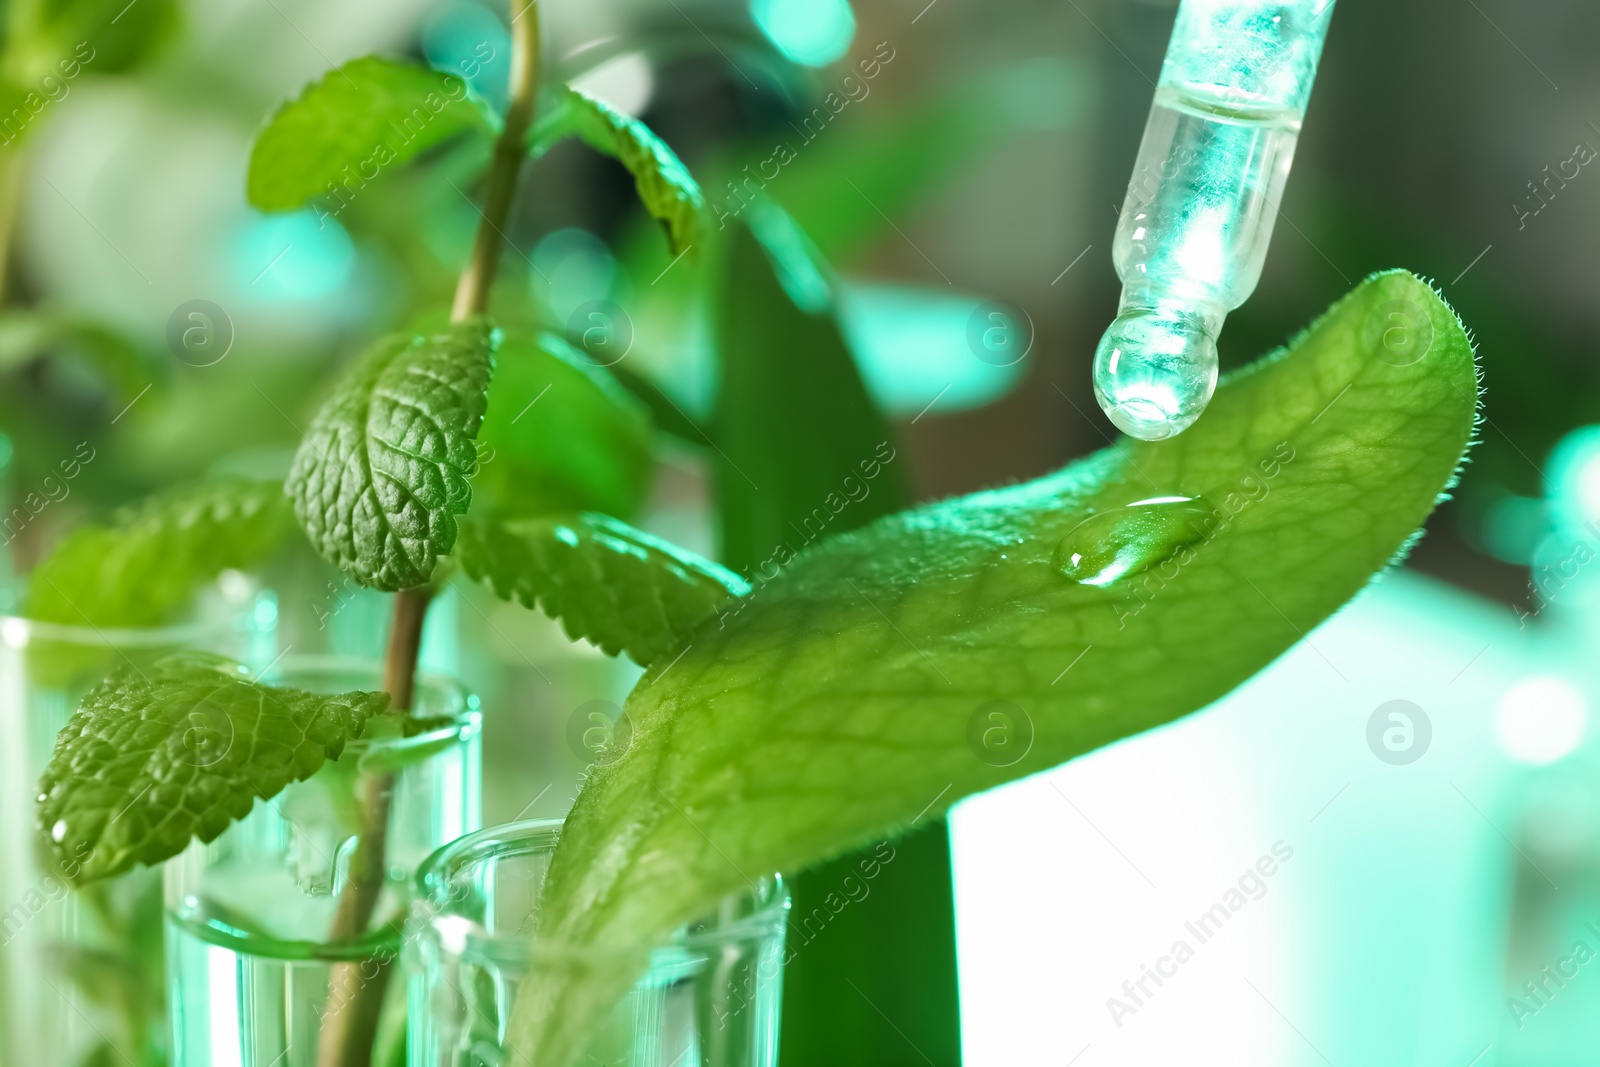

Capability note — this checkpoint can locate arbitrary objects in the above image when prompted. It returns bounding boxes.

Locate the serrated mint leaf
[457,513,749,667]
[248,55,493,213]
[507,271,1480,1064]
[473,333,654,521]
[37,651,388,884]
[561,87,702,255]
[287,320,496,592]
[23,479,293,628]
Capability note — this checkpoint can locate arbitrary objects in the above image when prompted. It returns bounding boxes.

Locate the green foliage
[604,362,705,446]
[456,512,749,667]
[507,271,1480,1064]
[472,333,654,521]
[0,308,153,401]
[22,478,294,628]
[38,651,389,884]
[286,320,497,592]
[713,199,911,572]
[742,82,996,265]
[780,821,961,1067]
[558,87,703,256]
[247,55,493,212]
[10,0,177,80]
[705,196,956,1067]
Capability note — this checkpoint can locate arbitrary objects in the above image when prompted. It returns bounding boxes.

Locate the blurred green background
[1,0,1597,1064]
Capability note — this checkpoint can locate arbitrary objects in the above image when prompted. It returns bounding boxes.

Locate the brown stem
[380,584,431,710]
[332,586,431,942]
[315,6,542,1063]
[451,1,542,322]
[315,590,430,1067]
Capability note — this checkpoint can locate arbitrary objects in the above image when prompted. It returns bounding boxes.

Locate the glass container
[0,580,275,1067]
[408,819,788,1067]
[165,658,482,1067]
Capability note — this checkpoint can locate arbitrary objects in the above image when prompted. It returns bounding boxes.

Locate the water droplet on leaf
[1053,495,1215,587]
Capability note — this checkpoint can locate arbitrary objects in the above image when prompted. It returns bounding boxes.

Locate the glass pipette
[1093,0,1337,440]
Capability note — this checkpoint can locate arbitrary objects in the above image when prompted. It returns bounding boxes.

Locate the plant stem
[315,591,429,1067]
[317,6,543,1064]
[381,584,432,710]
[328,586,432,939]
[451,1,542,322]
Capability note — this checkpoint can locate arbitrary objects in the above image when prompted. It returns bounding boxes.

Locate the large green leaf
[507,270,1480,1065]
[456,513,748,667]
[558,87,703,256]
[472,333,654,521]
[713,199,911,571]
[286,320,496,592]
[37,651,388,884]
[23,479,294,628]
[248,55,493,212]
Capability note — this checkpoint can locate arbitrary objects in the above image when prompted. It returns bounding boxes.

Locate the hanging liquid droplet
[1092,306,1219,440]
[1053,495,1215,587]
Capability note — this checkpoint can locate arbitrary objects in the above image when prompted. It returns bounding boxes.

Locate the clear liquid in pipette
[1119,85,1301,306]
[1095,85,1303,441]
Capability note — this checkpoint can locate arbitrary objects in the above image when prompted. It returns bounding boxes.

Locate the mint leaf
[473,333,654,521]
[287,320,496,592]
[23,479,294,628]
[248,56,493,213]
[456,513,749,666]
[508,271,1480,1064]
[714,201,911,569]
[37,651,388,884]
[561,87,702,255]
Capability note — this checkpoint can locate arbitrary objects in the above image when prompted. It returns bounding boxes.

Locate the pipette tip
[1092,304,1220,441]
